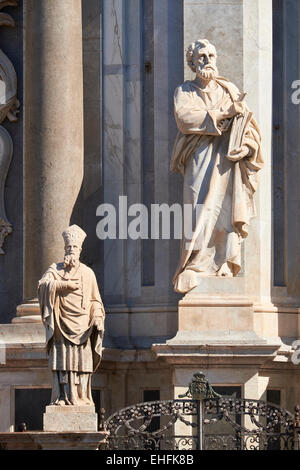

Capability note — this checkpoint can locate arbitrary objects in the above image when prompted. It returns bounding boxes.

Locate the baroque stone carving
[171,39,263,293]
[0,0,19,254]
[38,225,105,406]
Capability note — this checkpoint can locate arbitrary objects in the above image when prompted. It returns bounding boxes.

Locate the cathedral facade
[1,0,300,432]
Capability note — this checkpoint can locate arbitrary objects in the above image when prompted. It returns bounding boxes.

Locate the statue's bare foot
[57,399,67,406]
[79,397,93,405]
[216,263,233,277]
[69,395,81,406]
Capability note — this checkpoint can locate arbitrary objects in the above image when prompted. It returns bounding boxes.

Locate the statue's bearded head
[186,39,218,82]
[63,243,81,268]
[62,225,87,269]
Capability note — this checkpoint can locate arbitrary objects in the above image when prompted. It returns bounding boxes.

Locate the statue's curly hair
[186,39,217,73]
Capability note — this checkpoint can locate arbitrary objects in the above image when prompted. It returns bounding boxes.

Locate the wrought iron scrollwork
[105,397,296,450]
[179,371,222,400]
[104,373,297,450]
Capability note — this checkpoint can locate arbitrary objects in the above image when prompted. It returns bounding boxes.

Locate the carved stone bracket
[0,0,19,254]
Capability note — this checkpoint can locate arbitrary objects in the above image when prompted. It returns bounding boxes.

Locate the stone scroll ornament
[171,39,264,293]
[0,0,19,254]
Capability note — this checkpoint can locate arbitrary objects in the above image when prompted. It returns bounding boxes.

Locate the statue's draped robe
[38,262,105,384]
[171,78,263,293]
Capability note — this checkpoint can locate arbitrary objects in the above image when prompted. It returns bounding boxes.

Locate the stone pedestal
[43,406,98,432]
[152,292,282,368]
[177,295,254,335]
[165,293,273,346]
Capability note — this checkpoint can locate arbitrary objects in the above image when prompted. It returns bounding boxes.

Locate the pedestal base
[177,295,254,333]
[0,432,107,450]
[12,298,42,323]
[43,405,97,432]
[152,294,282,365]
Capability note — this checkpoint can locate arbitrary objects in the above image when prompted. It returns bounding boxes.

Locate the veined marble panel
[181,0,273,308]
[242,0,272,303]
[183,0,243,89]
[102,0,183,310]
[153,0,170,292]
[125,0,142,298]
[102,0,125,301]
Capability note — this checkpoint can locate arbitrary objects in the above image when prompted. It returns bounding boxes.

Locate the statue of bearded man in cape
[171,39,264,294]
[38,225,105,406]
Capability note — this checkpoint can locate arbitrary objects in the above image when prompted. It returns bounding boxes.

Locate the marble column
[15,0,84,322]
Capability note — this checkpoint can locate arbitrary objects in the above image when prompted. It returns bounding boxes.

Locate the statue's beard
[63,254,79,269]
[196,66,218,81]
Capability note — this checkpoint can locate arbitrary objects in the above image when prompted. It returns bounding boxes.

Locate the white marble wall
[182,0,274,310]
[274,0,300,301]
[242,0,273,305]
[102,0,126,302]
[124,0,143,300]
[3,0,300,433]
[183,0,300,319]
[102,0,182,345]
[183,0,243,90]
[101,0,300,346]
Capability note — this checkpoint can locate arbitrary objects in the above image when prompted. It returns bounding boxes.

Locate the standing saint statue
[38,224,105,406]
[171,39,264,294]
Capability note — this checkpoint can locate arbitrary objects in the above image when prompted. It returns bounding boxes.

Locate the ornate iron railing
[105,398,296,450]
[104,372,299,451]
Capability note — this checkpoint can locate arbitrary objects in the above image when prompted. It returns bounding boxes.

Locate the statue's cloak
[38,262,105,372]
[170,77,264,293]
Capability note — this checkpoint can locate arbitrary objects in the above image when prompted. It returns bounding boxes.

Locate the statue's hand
[65,280,80,291]
[93,316,104,331]
[55,280,79,292]
[227,145,249,161]
[232,101,245,115]
[223,101,245,119]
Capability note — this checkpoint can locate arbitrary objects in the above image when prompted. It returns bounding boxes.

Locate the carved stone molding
[0,0,19,254]
[0,125,12,253]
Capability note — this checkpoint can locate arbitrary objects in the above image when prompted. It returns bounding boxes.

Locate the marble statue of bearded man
[38,224,105,406]
[171,39,264,294]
